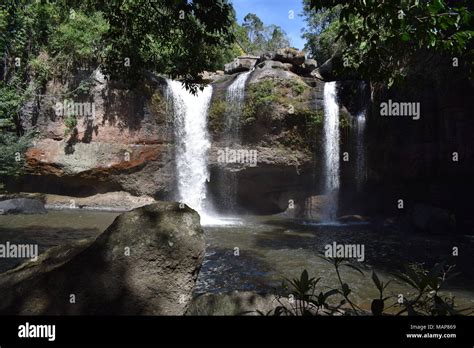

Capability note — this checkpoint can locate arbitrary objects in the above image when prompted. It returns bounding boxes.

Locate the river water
[1,210,473,311]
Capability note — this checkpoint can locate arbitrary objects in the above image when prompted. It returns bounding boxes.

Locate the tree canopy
[304,0,474,85]
[239,13,291,55]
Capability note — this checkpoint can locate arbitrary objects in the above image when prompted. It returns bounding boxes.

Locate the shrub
[267,258,471,316]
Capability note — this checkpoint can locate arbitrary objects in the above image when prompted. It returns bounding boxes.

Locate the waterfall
[323,81,340,221]
[355,111,367,191]
[217,71,251,213]
[166,80,213,217]
[225,71,251,140]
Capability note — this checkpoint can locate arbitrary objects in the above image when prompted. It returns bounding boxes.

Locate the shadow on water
[196,246,277,294]
[0,226,102,274]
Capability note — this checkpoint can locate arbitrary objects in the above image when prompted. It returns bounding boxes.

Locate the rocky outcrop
[0,198,47,215]
[10,70,176,198]
[0,202,205,315]
[273,48,306,66]
[208,53,325,214]
[44,191,156,211]
[224,56,259,74]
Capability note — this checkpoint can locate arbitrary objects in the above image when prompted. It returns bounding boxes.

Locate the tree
[307,0,474,85]
[266,26,291,52]
[95,0,235,90]
[301,1,342,63]
[243,13,265,50]
[241,13,291,55]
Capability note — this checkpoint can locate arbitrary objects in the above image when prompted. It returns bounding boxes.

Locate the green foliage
[28,52,52,86]
[63,115,77,136]
[284,78,307,96]
[268,260,471,316]
[50,10,108,70]
[394,262,467,316]
[302,1,343,63]
[0,129,37,187]
[96,0,235,90]
[242,80,278,125]
[242,78,322,149]
[307,0,474,84]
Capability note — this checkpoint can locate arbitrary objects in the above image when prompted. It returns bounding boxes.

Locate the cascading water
[217,71,252,213]
[225,71,251,139]
[166,80,213,218]
[355,111,367,191]
[323,81,340,221]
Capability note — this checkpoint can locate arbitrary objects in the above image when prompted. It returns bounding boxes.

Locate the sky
[231,0,307,50]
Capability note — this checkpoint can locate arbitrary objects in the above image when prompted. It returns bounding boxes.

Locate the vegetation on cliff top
[303,0,473,86]
[0,0,238,184]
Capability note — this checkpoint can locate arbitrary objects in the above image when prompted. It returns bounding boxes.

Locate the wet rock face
[363,71,474,231]
[0,198,47,215]
[0,202,205,315]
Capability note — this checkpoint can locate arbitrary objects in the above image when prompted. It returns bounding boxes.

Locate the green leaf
[372,271,383,292]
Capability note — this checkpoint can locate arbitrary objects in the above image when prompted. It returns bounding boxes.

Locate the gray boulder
[0,198,47,215]
[300,58,318,75]
[274,48,306,66]
[224,56,259,74]
[0,202,205,315]
[249,60,302,84]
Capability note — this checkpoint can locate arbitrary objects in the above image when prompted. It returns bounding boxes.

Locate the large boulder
[299,58,318,75]
[0,198,47,215]
[274,48,306,66]
[0,202,205,315]
[249,60,303,84]
[224,56,259,74]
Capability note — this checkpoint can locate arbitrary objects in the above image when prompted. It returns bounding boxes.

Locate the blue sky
[231,0,307,50]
